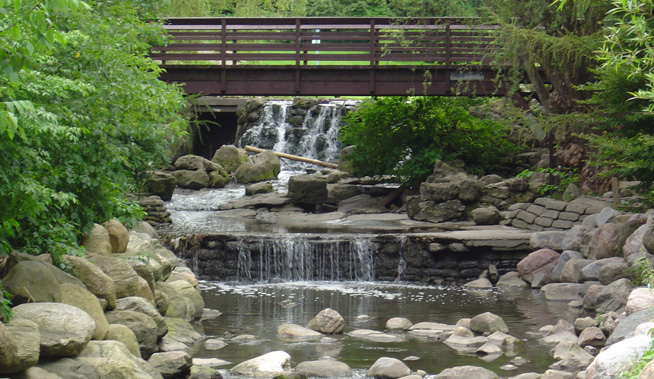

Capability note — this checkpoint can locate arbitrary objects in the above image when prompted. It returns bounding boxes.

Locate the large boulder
[338,194,387,214]
[306,308,345,334]
[62,255,117,310]
[595,278,631,313]
[12,302,95,357]
[59,283,109,340]
[470,312,509,334]
[104,310,159,359]
[83,223,113,256]
[366,357,411,378]
[36,357,101,379]
[295,360,352,377]
[623,224,649,258]
[471,206,501,225]
[386,317,413,331]
[288,174,328,205]
[517,248,559,284]
[115,296,168,339]
[420,182,459,202]
[234,150,281,183]
[156,281,196,322]
[495,271,529,289]
[407,198,466,223]
[530,231,565,251]
[0,319,39,374]
[230,351,291,377]
[581,257,625,282]
[434,365,499,379]
[1,260,86,305]
[148,351,192,379]
[104,219,129,254]
[90,255,154,303]
[165,278,204,320]
[146,171,176,201]
[551,250,584,282]
[541,283,589,302]
[588,223,622,259]
[277,323,322,341]
[173,170,210,190]
[626,287,654,315]
[559,258,593,283]
[105,324,141,358]
[159,317,203,353]
[76,340,163,379]
[212,145,248,173]
[585,334,652,379]
[606,308,654,345]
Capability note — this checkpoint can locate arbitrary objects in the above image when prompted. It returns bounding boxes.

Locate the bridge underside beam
[160,65,507,97]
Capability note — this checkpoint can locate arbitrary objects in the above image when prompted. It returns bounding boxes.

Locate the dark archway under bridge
[152,17,519,98]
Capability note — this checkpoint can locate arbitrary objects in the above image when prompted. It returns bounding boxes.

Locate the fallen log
[244,145,338,169]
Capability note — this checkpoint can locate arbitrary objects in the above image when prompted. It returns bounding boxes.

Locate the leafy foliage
[583,0,654,205]
[0,283,13,321]
[0,0,188,260]
[339,97,518,185]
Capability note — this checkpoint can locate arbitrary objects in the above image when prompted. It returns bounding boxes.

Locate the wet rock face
[306,308,345,334]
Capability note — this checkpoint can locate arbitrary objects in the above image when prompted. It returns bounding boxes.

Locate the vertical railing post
[221,19,227,67]
[445,22,452,67]
[295,19,301,94]
[369,18,376,95]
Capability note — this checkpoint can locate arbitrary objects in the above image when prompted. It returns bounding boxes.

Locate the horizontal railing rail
[150,17,499,67]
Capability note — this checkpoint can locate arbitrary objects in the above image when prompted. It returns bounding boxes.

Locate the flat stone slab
[416,227,533,251]
[219,192,290,210]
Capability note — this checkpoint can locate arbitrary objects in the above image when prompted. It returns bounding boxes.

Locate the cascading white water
[238,100,354,166]
[235,235,376,282]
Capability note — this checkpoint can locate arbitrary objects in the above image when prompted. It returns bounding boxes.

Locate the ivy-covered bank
[0,0,188,260]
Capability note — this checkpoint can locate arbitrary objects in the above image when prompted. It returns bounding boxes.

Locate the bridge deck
[152,17,508,97]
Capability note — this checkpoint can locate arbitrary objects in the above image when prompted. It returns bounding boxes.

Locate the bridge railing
[150,17,497,67]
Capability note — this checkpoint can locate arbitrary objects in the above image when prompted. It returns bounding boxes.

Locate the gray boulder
[83,223,113,256]
[212,145,248,173]
[157,281,196,322]
[296,360,352,377]
[115,297,168,339]
[76,340,163,379]
[550,250,584,282]
[471,206,501,225]
[62,255,117,309]
[595,278,631,313]
[644,225,654,254]
[626,287,654,315]
[552,341,594,369]
[277,323,322,341]
[36,358,101,379]
[495,271,529,289]
[606,308,654,345]
[530,231,565,251]
[458,179,483,202]
[577,327,606,348]
[595,207,621,226]
[159,317,203,352]
[1,260,86,305]
[230,351,291,377]
[559,258,592,283]
[173,170,210,190]
[582,257,625,282]
[12,302,95,357]
[517,248,559,284]
[288,174,328,205]
[367,357,411,378]
[386,317,413,331]
[59,283,109,340]
[562,225,592,252]
[588,223,621,259]
[0,319,39,374]
[420,182,459,202]
[105,310,159,359]
[623,224,649,258]
[104,219,129,255]
[105,323,141,358]
[90,254,154,303]
[245,181,273,196]
[541,283,589,302]
[164,280,204,320]
[148,351,192,379]
[470,312,509,334]
[146,171,176,201]
[306,308,345,334]
[586,334,652,379]
[234,150,281,183]
[434,365,499,379]
[338,194,386,214]
[407,198,465,223]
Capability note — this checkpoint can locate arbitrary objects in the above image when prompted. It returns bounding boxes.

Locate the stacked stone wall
[503,197,612,231]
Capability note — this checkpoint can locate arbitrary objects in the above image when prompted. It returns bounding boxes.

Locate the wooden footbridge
[151,17,512,97]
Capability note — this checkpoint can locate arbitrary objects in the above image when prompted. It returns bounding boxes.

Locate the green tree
[339,97,517,185]
[0,0,188,259]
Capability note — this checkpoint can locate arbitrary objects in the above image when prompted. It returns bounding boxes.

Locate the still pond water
[193,281,581,378]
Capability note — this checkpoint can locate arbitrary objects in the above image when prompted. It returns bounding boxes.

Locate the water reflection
[196,281,566,377]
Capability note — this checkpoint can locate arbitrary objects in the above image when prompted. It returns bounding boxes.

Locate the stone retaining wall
[503,197,613,231]
[169,230,532,285]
